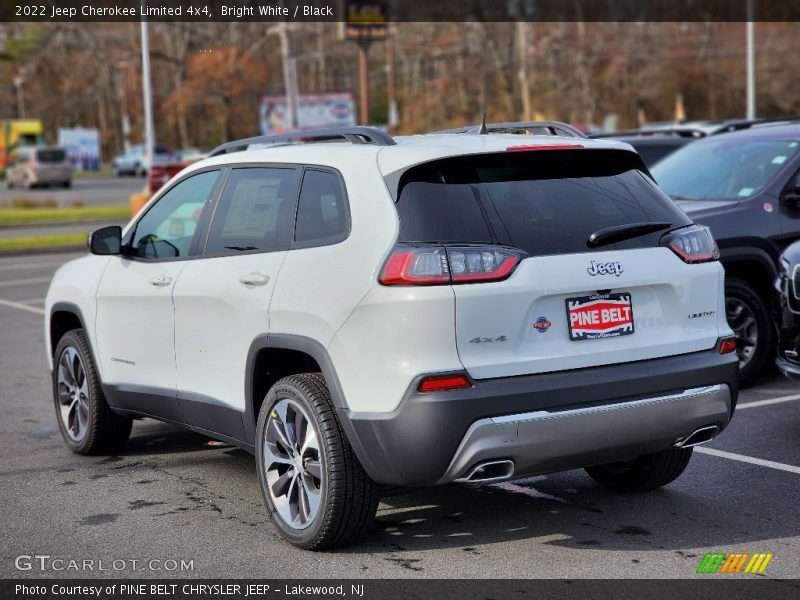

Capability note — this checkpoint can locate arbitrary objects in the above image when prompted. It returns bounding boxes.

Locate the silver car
[6,146,72,189]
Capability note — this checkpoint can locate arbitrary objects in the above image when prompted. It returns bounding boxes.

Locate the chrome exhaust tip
[454,459,515,487]
[674,425,721,448]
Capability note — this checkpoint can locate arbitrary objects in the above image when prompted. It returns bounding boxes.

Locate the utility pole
[746,0,756,120]
[516,22,531,121]
[12,68,25,119]
[140,17,155,171]
[357,40,370,125]
[277,23,299,129]
[386,24,398,129]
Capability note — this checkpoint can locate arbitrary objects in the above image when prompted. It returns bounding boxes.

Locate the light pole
[140,16,155,171]
[746,0,756,120]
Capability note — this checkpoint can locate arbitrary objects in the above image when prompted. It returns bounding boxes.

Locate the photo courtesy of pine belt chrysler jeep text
[45,125,739,549]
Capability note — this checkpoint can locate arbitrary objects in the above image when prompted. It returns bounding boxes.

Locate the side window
[129,170,219,259]
[205,167,297,255]
[294,169,348,245]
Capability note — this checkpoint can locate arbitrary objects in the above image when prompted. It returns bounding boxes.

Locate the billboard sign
[58,127,101,171]
[259,93,356,135]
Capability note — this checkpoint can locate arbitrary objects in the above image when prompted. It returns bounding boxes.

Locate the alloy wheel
[262,398,323,530]
[56,346,90,442]
[725,297,758,370]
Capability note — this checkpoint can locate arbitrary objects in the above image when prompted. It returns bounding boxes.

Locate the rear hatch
[390,148,724,379]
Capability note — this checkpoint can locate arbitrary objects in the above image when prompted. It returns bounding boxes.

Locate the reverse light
[379,244,525,286]
[662,225,720,264]
[719,338,737,355]
[418,373,472,393]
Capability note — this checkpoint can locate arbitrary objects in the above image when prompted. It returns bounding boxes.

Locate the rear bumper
[339,348,738,486]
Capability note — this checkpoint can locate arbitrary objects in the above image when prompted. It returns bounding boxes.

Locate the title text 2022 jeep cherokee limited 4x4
[45,126,739,549]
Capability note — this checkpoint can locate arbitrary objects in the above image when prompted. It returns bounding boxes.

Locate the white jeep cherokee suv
[45,125,739,549]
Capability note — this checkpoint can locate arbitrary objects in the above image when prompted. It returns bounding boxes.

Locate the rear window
[395,150,691,257]
[36,148,66,163]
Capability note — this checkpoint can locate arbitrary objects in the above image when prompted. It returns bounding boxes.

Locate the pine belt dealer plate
[566,293,634,341]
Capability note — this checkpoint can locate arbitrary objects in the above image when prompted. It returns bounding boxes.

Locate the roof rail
[208,126,396,157]
[431,121,586,138]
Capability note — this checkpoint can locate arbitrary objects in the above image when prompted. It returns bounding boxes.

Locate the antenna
[478,111,488,135]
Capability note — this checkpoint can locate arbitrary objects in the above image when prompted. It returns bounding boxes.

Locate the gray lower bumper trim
[438,384,732,484]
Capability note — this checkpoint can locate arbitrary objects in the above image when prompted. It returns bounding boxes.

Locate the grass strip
[0,204,129,225]
[0,232,86,251]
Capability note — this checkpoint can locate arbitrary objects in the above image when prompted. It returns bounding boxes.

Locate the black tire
[726,277,773,386]
[255,373,379,550]
[63,180,71,188]
[585,447,693,492]
[52,329,132,455]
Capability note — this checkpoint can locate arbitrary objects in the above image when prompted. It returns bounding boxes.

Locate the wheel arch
[244,334,350,445]
[49,302,88,361]
[720,249,777,301]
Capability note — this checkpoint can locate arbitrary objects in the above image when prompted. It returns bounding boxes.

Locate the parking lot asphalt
[0,251,798,580]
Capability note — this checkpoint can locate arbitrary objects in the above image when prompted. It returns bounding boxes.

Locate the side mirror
[88,225,122,255]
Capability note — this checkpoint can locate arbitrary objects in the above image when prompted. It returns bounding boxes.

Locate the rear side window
[205,167,297,255]
[396,150,691,257]
[36,148,66,163]
[294,169,348,245]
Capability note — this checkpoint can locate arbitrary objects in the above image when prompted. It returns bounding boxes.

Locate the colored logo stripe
[697,552,773,574]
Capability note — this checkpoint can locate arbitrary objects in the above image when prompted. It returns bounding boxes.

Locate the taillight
[661,225,719,264]
[719,337,737,355]
[418,373,472,393]
[379,244,525,286]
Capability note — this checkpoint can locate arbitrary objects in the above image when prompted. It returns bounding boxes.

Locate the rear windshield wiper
[587,222,672,248]
[224,245,258,252]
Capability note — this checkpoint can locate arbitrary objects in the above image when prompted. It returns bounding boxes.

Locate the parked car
[651,123,800,383]
[112,145,173,177]
[45,125,738,550]
[6,145,71,189]
[775,241,800,381]
[147,159,189,195]
[593,117,800,168]
[179,148,207,163]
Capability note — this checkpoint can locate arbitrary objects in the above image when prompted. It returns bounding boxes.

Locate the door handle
[148,274,172,287]
[239,272,270,287]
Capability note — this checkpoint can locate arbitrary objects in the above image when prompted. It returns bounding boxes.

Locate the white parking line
[15,298,45,305]
[695,447,800,475]
[0,276,51,288]
[0,298,45,315]
[736,394,800,410]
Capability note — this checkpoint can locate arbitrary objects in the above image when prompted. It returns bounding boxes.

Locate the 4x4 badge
[587,260,624,276]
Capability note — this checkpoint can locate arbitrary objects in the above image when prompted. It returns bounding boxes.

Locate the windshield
[652,138,800,200]
[396,150,691,257]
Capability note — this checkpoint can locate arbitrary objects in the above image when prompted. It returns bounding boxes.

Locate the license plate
[566,293,634,341]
